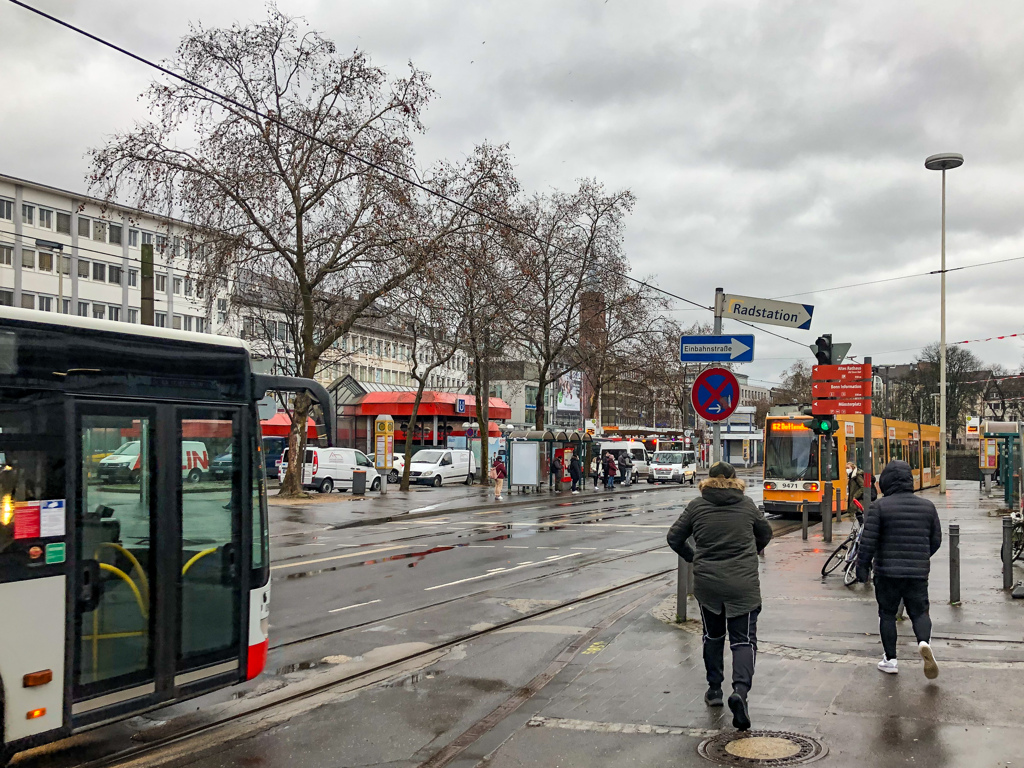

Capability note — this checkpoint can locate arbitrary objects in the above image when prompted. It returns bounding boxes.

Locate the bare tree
[640,320,714,428]
[90,9,506,495]
[513,181,635,429]
[913,343,985,443]
[773,361,813,405]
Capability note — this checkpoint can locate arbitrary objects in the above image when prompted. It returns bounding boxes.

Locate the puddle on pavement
[382,670,442,687]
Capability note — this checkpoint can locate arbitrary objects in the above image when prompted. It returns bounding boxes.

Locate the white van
[596,441,650,484]
[98,440,209,484]
[408,448,476,487]
[279,447,381,493]
[648,450,697,485]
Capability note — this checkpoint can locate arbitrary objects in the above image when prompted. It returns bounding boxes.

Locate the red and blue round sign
[691,367,740,422]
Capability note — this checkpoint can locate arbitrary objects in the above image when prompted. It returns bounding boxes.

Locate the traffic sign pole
[863,356,873,502]
[713,287,723,464]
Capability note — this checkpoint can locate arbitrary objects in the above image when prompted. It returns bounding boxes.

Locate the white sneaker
[919,641,939,679]
[572,490,579,494]
[877,656,899,674]
[495,496,503,500]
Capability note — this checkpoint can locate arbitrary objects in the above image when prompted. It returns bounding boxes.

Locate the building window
[141,232,153,246]
[38,209,53,230]
[22,205,34,225]
[77,301,89,317]
[61,255,71,275]
[109,223,123,245]
[184,278,193,297]
[128,308,138,323]
[196,317,206,333]
[78,217,90,238]
[92,221,107,242]
[38,251,53,272]
[155,234,167,254]
[92,262,106,281]
[0,200,12,221]
[183,315,193,331]
[109,266,122,285]
[0,245,11,266]
[0,289,12,306]
[156,274,167,293]
[92,305,105,320]
[129,229,139,248]
[21,249,35,269]
[61,298,70,315]
[155,312,166,327]
[128,269,138,287]
[108,306,120,322]
[56,212,71,234]
[172,314,182,330]
[21,292,34,310]
[173,277,182,295]
[78,259,90,278]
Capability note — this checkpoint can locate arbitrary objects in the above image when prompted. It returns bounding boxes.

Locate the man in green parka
[667,461,773,731]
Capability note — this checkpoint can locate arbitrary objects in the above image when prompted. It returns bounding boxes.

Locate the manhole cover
[698,731,827,766]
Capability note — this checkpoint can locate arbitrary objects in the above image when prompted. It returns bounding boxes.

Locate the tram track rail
[38,568,677,768]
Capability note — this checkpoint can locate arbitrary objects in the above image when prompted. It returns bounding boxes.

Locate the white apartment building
[0,174,212,331]
[1,173,471,392]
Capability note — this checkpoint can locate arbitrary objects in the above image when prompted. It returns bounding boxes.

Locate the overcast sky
[3,0,1024,388]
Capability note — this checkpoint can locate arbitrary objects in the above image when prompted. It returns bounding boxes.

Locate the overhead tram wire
[10,0,745,333]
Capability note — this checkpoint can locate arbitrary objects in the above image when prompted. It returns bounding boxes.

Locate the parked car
[407,449,476,487]
[368,452,406,484]
[596,440,650,484]
[210,448,233,481]
[647,450,697,485]
[98,440,209,484]
[263,437,287,479]
[279,446,381,493]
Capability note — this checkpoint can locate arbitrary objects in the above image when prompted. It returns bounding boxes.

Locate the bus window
[765,421,818,480]
[179,413,241,666]
[909,441,920,470]
[79,413,154,690]
[888,440,902,462]
[252,435,269,576]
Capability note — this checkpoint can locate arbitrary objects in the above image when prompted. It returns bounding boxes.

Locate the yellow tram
[762,413,941,516]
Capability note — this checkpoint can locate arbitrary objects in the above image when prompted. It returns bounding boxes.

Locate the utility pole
[864,356,874,499]
[141,243,155,326]
[712,287,723,464]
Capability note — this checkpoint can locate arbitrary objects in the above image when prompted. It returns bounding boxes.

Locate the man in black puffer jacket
[856,460,942,679]
[667,462,773,731]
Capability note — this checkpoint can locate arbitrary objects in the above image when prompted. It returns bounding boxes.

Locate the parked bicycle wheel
[843,558,859,587]
[1013,524,1024,562]
[821,541,851,577]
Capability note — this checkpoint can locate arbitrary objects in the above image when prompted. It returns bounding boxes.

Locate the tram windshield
[765,421,819,480]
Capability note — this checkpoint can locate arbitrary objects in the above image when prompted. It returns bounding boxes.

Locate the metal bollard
[676,556,691,622]
[1004,517,1014,590]
[801,504,809,541]
[821,492,832,543]
[949,523,960,604]
[835,487,842,522]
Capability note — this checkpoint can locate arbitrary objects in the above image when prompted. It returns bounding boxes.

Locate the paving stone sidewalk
[479,480,1024,767]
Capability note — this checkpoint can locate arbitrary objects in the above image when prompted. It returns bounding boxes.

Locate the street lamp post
[925,152,964,494]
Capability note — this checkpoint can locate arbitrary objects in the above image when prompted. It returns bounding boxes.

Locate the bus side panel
[246,584,270,680]
[0,576,66,742]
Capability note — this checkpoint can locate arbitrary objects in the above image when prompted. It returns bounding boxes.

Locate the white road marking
[271,545,414,571]
[328,599,381,613]
[536,546,560,550]
[503,545,530,549]
[608,549,633,553]
[424,553,582,591]
[468,545,496,548]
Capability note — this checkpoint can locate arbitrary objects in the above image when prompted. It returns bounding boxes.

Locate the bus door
[72,404,245,726]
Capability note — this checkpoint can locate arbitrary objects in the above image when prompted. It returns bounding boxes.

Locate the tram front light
[804,482,819,492]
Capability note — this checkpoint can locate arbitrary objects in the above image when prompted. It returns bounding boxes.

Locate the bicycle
[1003,505,1024,563]
[821,502,865,586]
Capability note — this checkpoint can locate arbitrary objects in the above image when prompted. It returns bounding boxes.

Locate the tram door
[72,404,244,723]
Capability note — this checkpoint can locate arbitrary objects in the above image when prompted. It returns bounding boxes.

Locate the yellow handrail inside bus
[98,563,148,620]
[95,542,150,605]
[182,547,219,576]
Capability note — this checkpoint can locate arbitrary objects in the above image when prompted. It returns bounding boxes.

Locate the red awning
[261,412,319,439]
[354,391,511,420]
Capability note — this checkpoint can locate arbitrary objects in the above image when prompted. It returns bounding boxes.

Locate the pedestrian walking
[621,451,634,486]
[490,455,507,500]
[846,461,865,523]
[590,453,601,490]
[550,453,564,492]
[569,452,582,494]
[666,461,773,731]
[603,452,618,489]
[856,460,941,679]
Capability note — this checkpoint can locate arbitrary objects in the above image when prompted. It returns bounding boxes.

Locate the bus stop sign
[691,368,739,422]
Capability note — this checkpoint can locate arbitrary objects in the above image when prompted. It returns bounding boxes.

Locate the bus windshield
[653,452,689,465]
[765,421,818,480]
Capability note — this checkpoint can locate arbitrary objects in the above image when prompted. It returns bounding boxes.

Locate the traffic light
[812,334,833,365]
[811,415,839,436]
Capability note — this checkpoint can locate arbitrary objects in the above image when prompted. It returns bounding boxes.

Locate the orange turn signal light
[26,708,46,720]
[23,670,53,687]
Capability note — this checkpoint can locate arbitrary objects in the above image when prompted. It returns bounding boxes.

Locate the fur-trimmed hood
[698,475,746,493]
